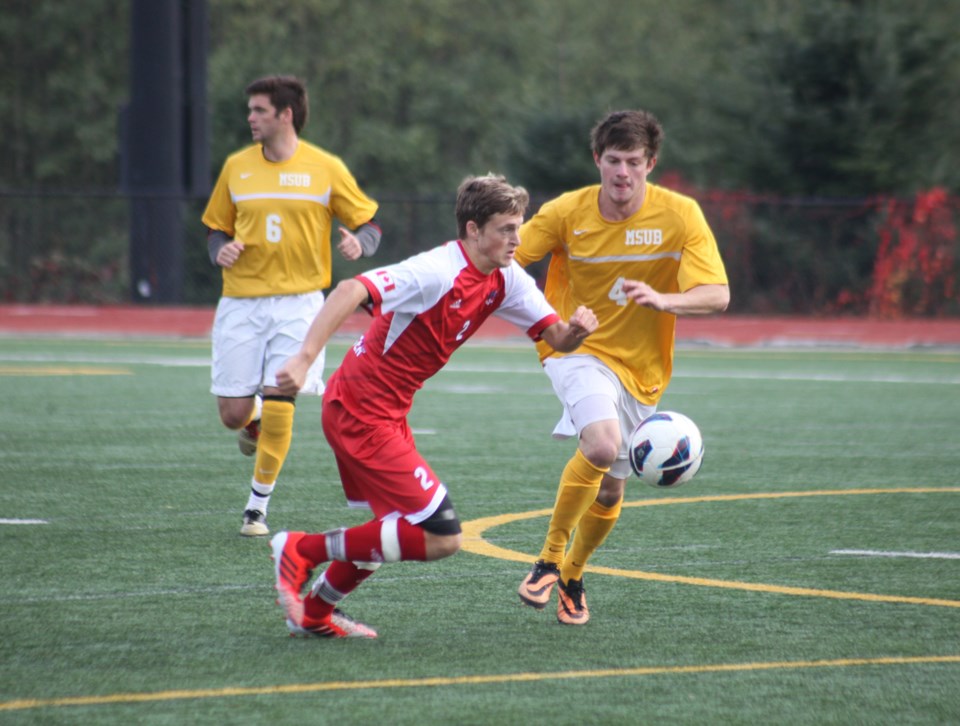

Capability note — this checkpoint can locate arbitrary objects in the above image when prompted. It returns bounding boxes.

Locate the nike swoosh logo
[525,582,553,596]
[240,173,252,179]
[572,229,589,236]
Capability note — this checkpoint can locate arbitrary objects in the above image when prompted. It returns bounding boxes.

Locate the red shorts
[321,398,448,523]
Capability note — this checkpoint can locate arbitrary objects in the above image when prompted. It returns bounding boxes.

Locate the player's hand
[337,227,363,261]
[568,305,598,339]
[622,279,666,311]
[217,240,245,268]
[275,354,309,397]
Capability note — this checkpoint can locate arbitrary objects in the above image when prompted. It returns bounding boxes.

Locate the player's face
[247,94,283,144]
[595,147,656,217]
[473,212,523,273]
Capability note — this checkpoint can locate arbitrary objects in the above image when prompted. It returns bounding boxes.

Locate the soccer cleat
[238,418,261,456]
[285,609,378,639]
[240,509,269,537]
[556,577,589,625]
[270,531,312,627]
[518,560,561,609]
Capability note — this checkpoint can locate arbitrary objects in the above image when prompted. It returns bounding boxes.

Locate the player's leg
[242,291,327,536]
[270,402,460,636]
[519,356,620,609]
[554,476,623,625]
[294,499,463,638]
[556,397,655,624]
[210,297,273,533]
[240,391,295,536]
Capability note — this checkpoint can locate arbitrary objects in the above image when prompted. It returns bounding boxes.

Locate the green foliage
[3,1,960,308]
[0,0,128,188]
[713,0,960,195]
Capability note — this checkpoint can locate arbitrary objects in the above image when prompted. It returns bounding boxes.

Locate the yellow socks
[538,448,609,564]
[561,497,623,582]
[254,398,295,487]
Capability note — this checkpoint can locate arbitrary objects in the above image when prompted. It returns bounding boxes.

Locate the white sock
[245,479,273,515]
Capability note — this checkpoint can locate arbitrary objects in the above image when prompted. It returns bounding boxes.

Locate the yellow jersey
[516,183,728,404]
[202,141,378,298]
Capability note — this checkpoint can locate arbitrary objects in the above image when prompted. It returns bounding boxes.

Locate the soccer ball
[628,411,704,488]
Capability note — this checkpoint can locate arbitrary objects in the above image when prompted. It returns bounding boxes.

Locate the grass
[0,336,958,724]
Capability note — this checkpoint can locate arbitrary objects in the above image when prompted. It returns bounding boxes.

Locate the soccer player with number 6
[269,174,597,638]
[201,76,381,537]
[515,109,730,625]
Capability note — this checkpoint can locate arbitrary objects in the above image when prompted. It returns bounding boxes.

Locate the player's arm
[276,278,371,395]
[207,228,246,268]
[539,305,598,353]
[337,219,383,261]
[622,280,729,315]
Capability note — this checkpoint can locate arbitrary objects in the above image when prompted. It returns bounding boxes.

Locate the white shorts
[211,291,326,397]
[543,354,656,480]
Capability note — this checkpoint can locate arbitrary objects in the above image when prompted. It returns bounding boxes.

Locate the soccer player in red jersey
[269,174,598,638]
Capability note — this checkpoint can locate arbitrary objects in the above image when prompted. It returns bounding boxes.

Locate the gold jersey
[202,141,378,298]
[516,183,728,404]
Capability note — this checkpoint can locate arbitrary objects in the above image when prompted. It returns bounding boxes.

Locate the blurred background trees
[1,0,958,313]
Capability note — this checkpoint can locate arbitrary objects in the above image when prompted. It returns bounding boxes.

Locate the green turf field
[1,337,958,724]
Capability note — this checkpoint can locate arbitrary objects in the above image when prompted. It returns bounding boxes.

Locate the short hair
[590,109,664,160]
[455,174,530,239]
[245,75,309,134]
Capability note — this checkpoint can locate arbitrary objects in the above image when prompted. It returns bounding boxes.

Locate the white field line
[830,549,960,560]
[2,353,958,385]
[0,519,48,525]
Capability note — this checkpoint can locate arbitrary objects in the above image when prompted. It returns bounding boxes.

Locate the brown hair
[590,109,663,160]
[245,76,309,134]
[455,174,530,239]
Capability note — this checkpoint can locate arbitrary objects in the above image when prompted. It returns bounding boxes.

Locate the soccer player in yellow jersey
[202,76,381,537]
[516,109,730,624]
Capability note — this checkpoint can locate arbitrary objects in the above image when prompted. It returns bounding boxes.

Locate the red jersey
[324,240,559,423]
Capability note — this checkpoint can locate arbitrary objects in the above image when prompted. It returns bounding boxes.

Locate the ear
[465,220,479,239]
[647,155,658,172]
[279,106,294,126]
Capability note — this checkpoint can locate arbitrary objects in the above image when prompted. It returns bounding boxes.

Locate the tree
[712,0,960,195]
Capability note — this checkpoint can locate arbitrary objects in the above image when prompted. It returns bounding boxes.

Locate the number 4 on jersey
[608,276,628,306]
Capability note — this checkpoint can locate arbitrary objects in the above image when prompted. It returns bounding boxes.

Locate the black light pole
[123,0,207,304]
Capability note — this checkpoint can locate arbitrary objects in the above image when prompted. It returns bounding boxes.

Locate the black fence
[1,188,957,317]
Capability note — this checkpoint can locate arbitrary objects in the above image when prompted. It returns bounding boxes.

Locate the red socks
[297,517,427,565]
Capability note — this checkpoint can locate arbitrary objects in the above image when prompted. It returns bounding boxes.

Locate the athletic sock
[539,448,609,563]
[562,497,623,582]
[305,561,379,620]
[297,517,428,565]
[245,480,273,515]
[253,397,295,486]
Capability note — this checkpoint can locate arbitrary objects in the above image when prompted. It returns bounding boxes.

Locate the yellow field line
[0,366,131,376]
[2,655,958,711]
[461,487,960,608]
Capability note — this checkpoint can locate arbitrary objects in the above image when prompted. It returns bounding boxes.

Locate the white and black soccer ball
[628,411,704,488]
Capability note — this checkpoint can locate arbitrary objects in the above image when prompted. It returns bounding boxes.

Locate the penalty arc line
[460,487,960,609]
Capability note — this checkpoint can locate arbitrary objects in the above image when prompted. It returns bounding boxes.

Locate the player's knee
[219,409,248,429]
[419,495,462,560]
[578,421,621,469]
[579,438,619,469]
[424,531,462,560]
